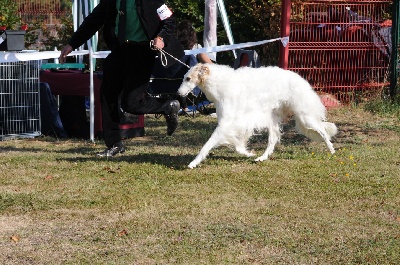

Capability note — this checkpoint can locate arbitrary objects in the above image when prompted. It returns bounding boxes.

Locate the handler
[59,0,184,157]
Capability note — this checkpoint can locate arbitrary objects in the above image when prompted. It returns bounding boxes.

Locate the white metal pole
[89,48,95,142]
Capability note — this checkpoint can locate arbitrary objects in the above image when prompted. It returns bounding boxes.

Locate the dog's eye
[185,77,191,82]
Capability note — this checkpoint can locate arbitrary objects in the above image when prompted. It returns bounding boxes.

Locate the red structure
[16,0,69,26]
[283,0,392,103]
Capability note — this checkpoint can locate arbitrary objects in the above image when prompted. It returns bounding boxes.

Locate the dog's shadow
[60,153,194,170]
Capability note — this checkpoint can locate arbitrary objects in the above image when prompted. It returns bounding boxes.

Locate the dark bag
[58,96,90,139]
[39,82,68,138]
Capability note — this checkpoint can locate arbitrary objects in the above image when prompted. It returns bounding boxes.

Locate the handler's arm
[59,1,106,63]
[68,2,106,49]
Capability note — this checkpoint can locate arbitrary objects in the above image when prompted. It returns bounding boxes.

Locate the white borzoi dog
[178,63,338,169]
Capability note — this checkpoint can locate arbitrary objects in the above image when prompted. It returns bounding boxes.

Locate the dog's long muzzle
[177,84,193,97]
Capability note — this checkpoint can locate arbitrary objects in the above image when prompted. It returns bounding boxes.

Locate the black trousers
[101,42,172,147]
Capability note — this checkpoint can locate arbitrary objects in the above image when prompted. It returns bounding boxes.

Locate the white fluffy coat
[178,63,338,168]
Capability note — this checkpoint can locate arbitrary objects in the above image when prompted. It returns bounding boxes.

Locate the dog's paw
[236,148,256,157]
[188,163,197,169]
[255,156,268,162]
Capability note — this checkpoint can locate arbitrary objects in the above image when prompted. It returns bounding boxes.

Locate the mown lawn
[0,105,399,264]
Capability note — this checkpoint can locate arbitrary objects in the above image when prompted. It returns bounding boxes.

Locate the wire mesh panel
[289,0,392,103]
[0,58,41,140]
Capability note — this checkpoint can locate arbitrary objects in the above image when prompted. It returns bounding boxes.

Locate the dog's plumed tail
[323,122,338,138]
[295,121,338,142]
[281,69,338,147]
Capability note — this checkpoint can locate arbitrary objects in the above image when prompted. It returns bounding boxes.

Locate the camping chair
[233,49,261,69]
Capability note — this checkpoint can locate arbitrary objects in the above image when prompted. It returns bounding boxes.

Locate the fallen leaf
[44,175,53,180]
[10,235,20,243]
[118,229,128,236]
[104,166,120,173]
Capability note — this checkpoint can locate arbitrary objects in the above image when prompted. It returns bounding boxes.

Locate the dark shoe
[97,143,125,157]
[165,100,180,136]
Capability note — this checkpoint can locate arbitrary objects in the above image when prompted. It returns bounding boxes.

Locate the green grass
[364,94,400,118]
[0,105,399,264]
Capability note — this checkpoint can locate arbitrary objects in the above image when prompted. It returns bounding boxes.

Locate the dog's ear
[198,64,210,75]
[198,65,210,85]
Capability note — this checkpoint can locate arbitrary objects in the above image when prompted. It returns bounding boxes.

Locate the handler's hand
[59,44,73,64]
[152,37,164,50]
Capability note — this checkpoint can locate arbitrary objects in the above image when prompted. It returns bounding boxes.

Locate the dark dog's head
[178,63,210,96]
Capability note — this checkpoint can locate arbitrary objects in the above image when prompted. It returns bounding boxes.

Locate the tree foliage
[227,0,282,65]
[0,0,22,29]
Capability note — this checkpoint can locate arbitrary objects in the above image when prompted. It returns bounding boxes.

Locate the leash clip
[149,40,157,51]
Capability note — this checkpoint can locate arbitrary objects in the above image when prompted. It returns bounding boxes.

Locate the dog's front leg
[188,128,222,168]
[255,122,281,162]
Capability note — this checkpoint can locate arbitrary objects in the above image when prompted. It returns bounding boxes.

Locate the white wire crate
[0,58,41,140]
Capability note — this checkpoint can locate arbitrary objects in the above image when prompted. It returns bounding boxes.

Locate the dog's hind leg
[255,121,281,162]
[312,127,335,154]
[316,127,335,154]
[296,117,336,154]
[233,135,255,157]
[235,145,255,157]
[188,128,224,168]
